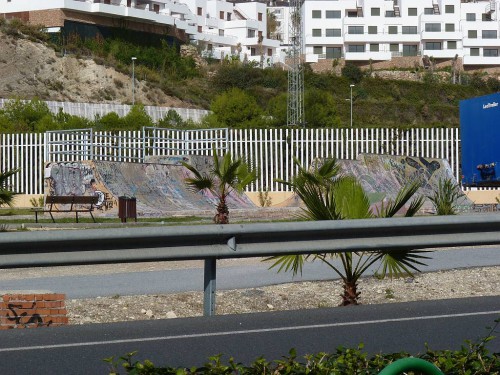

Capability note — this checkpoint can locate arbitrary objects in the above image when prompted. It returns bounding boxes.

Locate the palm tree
[0,169,19,207]
[182,149,257,224]
[266,158,429,306]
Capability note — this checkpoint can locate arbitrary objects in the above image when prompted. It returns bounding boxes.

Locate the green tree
[157,109,184,128]
[182,148,257,224]
[0,169,19,207]
[427,178,465,215]
[341,63,364,84]
[1,98,53,132]
[211,88,263,128]
[304,89,341,127]
[123,104,154,130]
[267,158,427,306]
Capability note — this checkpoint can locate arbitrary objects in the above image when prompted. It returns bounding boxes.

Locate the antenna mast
[287,0,305,127]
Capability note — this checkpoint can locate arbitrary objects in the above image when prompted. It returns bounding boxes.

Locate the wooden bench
[32,195,99,223]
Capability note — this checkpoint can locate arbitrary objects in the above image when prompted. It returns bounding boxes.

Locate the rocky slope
[0,30,191,107]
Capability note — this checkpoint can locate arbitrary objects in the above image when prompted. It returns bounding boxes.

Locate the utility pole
[131,57,137,105]
[286,0,305,127]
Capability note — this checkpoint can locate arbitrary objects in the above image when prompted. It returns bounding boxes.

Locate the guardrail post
[203,258,217,316]
[378,357,444,375]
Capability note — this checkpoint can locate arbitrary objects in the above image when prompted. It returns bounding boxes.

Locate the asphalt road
[0,297,498,374]
[2,247,500,298]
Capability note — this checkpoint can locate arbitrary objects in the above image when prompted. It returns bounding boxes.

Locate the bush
[106,332,500,374]
[341,63,363,84]
[210,88,263,128]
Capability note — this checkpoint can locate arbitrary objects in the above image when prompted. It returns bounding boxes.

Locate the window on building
[219,11,224,19]
[424,8,434,15]
[468,30,477,38]
[347,11,358,17]
[219,29,224,36]
[348,26,364,34]
[448,41,457,49]
[326,47,342,59]
[484,49,499,56]
[197,7,202,16]
[267,48,272,56]
[312,29,322,37]
[348,45,365,52]
[313,46,323,54]
[251,47,256,56]
[425,23,441,32]
[390,43,399,52]
[388,26,397,34]
[247,29,256,38]
[198,26,202,33]
[402,26,417,34]
[368,26,377,34]
[208,44,213,51]
[258,13,263,21]
[326,28,341,37]
[482,30,497,38]
[370,44,379,52]
[312,10,321,18]
[326,10,341,19]
[425,42,442,50]
[385,10,395,17]
[482,13,492,21]
[371,8,380,16]
[408,8,417,16]
[403,45,418,56]
[470,48,479,56]
[466,13,476,21]
[445,23,455,32]
[227,13,231,21]
[445,5,454,14]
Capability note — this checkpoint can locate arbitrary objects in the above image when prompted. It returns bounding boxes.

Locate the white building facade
[0,0,281,66]
[301,0,500,68]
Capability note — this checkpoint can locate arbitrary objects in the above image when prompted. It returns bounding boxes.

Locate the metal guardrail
[0,214,499,316]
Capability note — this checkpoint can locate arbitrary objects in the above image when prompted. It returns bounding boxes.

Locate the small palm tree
[267,158,429,306]
[427,178,465,215]
[0,169,19,207]
[182,149,257,224]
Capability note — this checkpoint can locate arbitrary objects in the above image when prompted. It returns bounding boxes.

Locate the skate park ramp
[43,156,256,217]
[279,154,471,212]
[338,154,471,212]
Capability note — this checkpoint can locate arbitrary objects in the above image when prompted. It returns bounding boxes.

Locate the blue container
[460,93,500,186]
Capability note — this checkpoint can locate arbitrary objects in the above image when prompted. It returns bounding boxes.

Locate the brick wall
[0,292,68,329]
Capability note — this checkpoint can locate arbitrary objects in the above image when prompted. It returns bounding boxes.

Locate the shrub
[341,63,363,84]
[210,88,263,128]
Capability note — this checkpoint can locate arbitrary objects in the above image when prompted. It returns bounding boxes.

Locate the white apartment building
[0,0,281,66]
[301,0,500,68]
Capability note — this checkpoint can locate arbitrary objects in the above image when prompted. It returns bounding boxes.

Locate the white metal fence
[1,127,460,195]
[0,99,210,122]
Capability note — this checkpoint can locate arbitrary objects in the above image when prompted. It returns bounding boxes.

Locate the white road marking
[1,310,498,352]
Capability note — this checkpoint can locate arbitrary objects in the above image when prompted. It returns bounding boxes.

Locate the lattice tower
[286,0,305,127]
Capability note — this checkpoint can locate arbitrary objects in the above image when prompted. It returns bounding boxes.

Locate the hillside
[0,22,497,128]
[0,30,195,108]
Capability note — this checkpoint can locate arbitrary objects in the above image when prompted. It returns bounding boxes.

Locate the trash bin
[118,196,137,223]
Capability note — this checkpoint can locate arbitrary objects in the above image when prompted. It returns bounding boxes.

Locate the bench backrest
[46,195,99,205]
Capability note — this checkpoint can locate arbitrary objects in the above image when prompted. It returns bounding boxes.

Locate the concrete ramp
[43,157,256,217]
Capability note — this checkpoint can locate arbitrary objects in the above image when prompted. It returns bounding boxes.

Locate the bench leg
[49,212,55,223]
[89,211,96,223]
[76,212,79,223]
[35,211,38,223]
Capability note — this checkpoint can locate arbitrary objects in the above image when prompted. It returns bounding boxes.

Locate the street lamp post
[350,84,355,127]
[131,57,137,105]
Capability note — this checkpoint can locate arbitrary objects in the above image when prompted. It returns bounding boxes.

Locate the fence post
[203,258,217,316]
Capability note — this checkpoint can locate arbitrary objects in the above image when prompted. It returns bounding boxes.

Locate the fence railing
[0,214,499,316]
[0,99,210,122]
[1,127,460,195]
